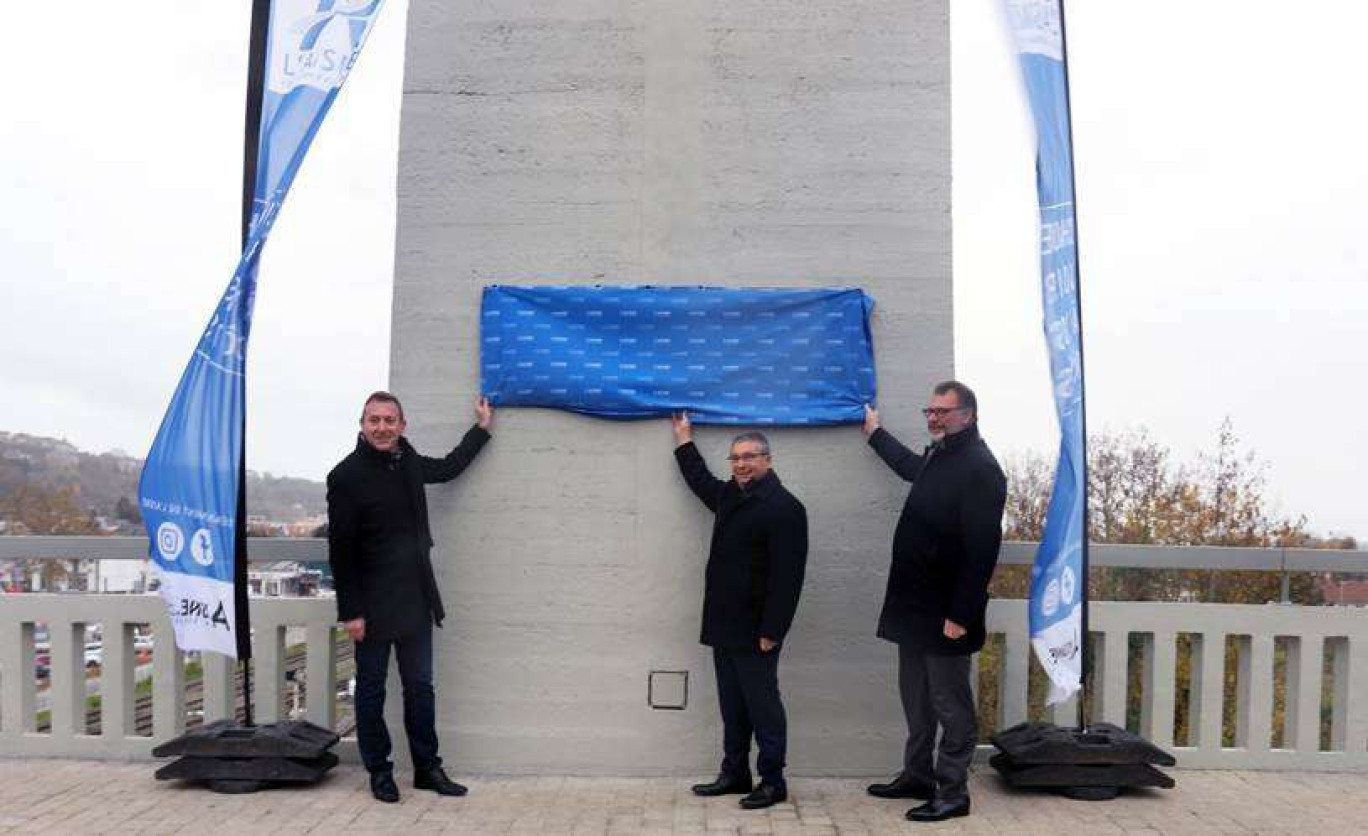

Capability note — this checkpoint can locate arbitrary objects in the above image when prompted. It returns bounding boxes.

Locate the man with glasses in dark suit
[671,413,808,810]
[862,381,1006,823]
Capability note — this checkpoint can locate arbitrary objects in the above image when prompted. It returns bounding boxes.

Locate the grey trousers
[898,644,976,800]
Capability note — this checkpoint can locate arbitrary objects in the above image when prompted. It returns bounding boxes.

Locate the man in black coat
[671,413,808,811]
[862,381,1006,823]
[327,391,493,803]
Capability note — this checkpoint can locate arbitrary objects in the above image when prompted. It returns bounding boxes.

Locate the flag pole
[236,0,272,728]
[1055,0,1092,731]
[150,0,379,790]
[242,0,270,246]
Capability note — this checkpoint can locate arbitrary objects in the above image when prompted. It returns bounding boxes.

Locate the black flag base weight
[153,720,340,794]
[989,722,1176,801]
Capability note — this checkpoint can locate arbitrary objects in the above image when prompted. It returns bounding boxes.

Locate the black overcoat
[869,424,1006,655]
[326,426,489,641]
[674,442,808,651]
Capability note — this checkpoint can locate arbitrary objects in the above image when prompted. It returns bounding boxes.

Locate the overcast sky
[956,1,1367,541]
[1,2,1364,540]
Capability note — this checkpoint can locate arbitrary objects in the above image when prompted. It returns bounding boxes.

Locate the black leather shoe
[906,797,970,822]
[369,771,400,803]
[866,775,935,800]
[414,766,468,797]
[739,783,788,810]
[691,773,753,796]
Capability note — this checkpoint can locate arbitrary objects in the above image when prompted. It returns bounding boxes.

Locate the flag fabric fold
[138,0,385,657]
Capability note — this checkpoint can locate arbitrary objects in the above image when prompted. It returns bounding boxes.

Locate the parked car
[84,643,101,669]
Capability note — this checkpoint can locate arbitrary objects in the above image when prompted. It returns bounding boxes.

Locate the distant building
[248,562,323,597]
[1320,575,1368,606]
[284,515,327,537]
[87,558,155,594]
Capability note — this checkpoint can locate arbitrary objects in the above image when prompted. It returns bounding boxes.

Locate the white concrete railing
[3,537,1368,769]
[984,600,1368,770]
[0,593,341,759]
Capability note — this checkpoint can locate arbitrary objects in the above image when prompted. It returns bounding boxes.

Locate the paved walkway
[1,761,1364,834]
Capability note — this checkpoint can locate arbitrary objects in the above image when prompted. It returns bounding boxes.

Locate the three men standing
[862,381,1007,823]
[671,413,809,810]
[327,392,494,803]
[325,381,1001,816]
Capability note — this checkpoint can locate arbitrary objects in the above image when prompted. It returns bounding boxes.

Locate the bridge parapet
[3,537,1367,770]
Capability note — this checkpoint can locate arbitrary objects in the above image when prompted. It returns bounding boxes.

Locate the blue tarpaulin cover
[480,285,877,424]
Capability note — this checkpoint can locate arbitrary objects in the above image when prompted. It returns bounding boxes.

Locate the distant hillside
[0,431,325,526]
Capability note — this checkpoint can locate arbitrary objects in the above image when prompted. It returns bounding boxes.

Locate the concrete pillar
[394,0,950,774]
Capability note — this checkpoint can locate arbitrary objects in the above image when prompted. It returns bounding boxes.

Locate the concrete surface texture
[2,760,1363,835]
[391,1,951,774]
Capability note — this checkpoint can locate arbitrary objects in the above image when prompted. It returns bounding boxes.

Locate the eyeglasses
[726,452,769,463]
[921,406,968,418]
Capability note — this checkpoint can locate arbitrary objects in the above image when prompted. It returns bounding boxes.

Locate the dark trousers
[713,646,787,789]
[354,622,440,774]
[897,644,975,800]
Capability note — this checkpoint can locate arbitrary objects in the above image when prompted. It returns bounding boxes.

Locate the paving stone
[3,762,1368,834]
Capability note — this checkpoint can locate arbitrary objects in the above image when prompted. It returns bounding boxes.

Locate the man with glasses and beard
[862,381,1006,823]
[670,413,808,811]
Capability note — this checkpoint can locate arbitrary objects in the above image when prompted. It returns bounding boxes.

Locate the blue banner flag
[1003,0,1086,704]
[138,0,384,658]
[481,286,878,425]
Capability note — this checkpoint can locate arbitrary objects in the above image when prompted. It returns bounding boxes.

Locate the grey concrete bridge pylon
[391,0,952,775]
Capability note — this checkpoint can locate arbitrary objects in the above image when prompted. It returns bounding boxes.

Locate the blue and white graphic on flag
[138,0,384,658]
[481,286,877,425]
[1003,0,1085,704]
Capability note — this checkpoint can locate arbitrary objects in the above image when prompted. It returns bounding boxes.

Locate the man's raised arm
[863,404,925,482]
[421,396,494,483]
[671,411,725,512]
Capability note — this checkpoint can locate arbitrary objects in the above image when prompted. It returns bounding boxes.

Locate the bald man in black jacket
[672,413,808,811]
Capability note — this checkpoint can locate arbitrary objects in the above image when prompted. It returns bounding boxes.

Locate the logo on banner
[172,596,232,631]
[1046,634,1079,664]
[1003,0,1062,60]
[156,522,185,562]
[270,0,382,94]
[1042,578,1060,617]
[190,529,216,567]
